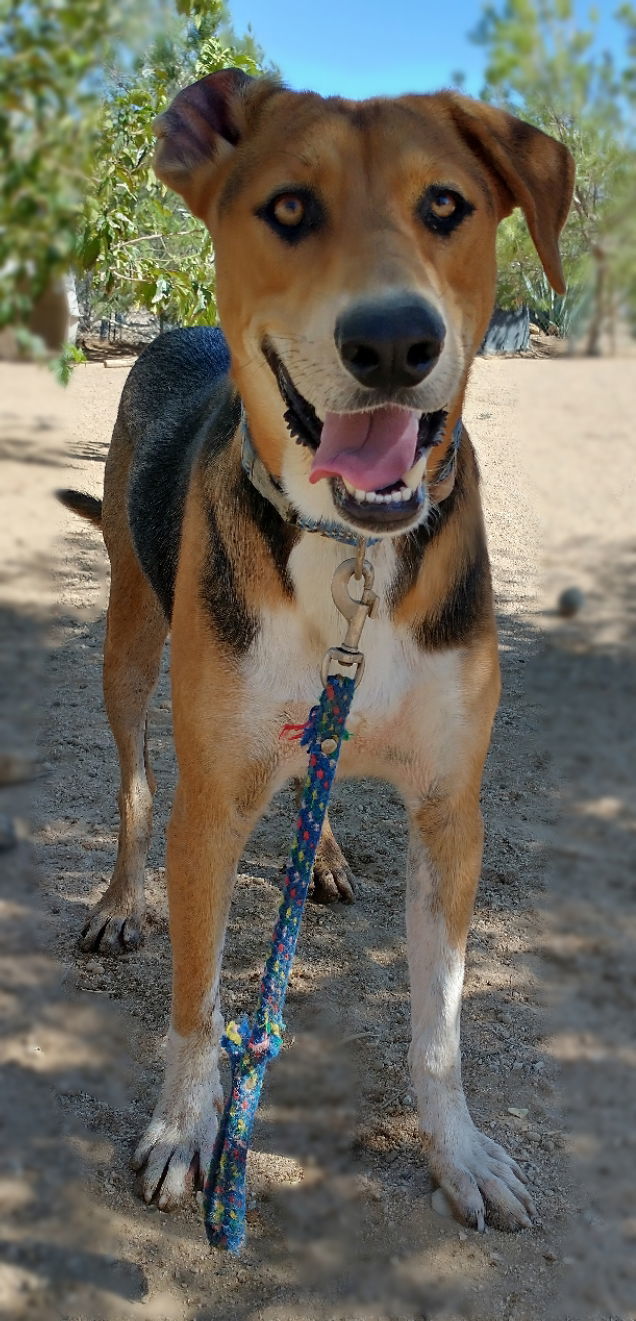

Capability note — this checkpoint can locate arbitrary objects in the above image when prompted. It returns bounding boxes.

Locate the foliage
[79,1,268,328]
[0,0,267,339]
[50,342,87,386]
[472,0,636,341]
[0,0,121,328]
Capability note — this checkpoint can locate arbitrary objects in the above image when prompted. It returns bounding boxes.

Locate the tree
[78,1,267,328]
[0,0,121,331]
[0,0,267,342]
[472,0,636,347]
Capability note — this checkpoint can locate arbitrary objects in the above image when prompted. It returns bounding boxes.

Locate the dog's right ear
[154,69,273,219]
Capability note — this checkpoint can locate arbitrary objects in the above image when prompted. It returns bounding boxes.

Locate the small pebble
[557,586,585,618]
[543,1248,558,1262]
[431,1187,454,1218]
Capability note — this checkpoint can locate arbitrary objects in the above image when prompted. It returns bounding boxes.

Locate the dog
[59,69,573,1232]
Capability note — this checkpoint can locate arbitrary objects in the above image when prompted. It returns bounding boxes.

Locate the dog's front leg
[133,758,270,1209]
[406,789,537,1232]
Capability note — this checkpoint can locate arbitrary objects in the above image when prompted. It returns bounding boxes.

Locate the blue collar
[240,412,462,547]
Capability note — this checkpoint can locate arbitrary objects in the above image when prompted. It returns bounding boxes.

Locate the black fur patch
[241,478,299,597]
[202,502,258,653]
[389,434,470,608]
[200,472,298,654]
[391,436,491,650]
[123,327,299,648]
[414,548,491,651]
[56,489,103,526]
[126,328,236,620]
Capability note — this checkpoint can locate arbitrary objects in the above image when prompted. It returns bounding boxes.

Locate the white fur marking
[241,534,465,789]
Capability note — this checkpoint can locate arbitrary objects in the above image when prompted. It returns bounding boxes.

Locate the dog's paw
[311,836,355,904]
[427,1122,536,1233]
[80,903,143,954]
[132,1107,221,1209]
[133,1025,224,1209]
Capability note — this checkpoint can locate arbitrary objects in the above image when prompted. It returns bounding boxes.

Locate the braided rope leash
[203,547,377,1253]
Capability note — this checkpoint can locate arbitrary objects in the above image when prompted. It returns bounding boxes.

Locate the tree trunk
[585,244,606,357]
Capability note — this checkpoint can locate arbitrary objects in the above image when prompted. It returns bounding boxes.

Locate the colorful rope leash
[203,551,377,1253]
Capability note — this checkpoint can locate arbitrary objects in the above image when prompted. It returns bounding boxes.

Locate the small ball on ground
[557,586,585,618]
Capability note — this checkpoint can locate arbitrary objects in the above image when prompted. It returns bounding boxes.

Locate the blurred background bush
[0,0,266,373]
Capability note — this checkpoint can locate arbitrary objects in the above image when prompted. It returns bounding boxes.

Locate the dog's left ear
[153,69,278,219]
[441,93,575,294]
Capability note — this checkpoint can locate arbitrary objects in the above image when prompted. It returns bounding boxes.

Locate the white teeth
[341,483,413,505]
[402,455,428,492]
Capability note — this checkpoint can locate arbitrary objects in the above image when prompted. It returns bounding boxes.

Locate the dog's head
[154,72,574,537]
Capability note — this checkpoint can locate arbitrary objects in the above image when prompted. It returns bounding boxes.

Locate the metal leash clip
[321,541,378,688]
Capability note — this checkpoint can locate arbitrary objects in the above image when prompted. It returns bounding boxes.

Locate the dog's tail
[56,488,103,528]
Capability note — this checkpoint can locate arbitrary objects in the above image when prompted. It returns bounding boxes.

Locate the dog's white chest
[242,536,465,788]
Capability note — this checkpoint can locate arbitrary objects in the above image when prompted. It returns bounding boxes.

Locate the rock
[557,586,585,618]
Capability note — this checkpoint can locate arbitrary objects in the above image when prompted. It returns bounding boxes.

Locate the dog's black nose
[335,296,446,390]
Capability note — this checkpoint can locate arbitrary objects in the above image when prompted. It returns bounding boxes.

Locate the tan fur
[415,632,500,946]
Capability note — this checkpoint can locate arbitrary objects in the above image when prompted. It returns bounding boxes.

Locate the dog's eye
[257,189,324,244]
[430,190,457,219]
[418,185,474,236]
[272,194,305,227]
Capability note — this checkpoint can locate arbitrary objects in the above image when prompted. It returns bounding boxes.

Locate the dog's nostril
[407,339,440,371]
[342,342,381,375]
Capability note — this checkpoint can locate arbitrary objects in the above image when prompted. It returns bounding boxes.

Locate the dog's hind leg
[81,542,167,953]
[292,777,355,903]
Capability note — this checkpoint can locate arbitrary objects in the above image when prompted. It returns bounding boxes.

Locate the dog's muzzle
[262,341,448,534]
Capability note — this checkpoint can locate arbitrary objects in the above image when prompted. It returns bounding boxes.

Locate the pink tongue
[309,406,419,492]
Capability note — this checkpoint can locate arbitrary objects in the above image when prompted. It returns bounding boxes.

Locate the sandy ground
[0,350,634,1321]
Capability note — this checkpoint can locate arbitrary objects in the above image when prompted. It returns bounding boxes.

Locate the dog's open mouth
[263,343,446,532]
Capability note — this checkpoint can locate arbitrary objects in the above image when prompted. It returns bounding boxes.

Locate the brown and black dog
[59,70,573,1232]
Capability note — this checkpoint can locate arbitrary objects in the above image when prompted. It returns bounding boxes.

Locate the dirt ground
[0,349,634,1321]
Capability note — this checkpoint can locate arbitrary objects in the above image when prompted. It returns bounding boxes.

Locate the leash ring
[320,646,365,688]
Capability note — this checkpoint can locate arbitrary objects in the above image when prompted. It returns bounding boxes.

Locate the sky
[226,0,628,100]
